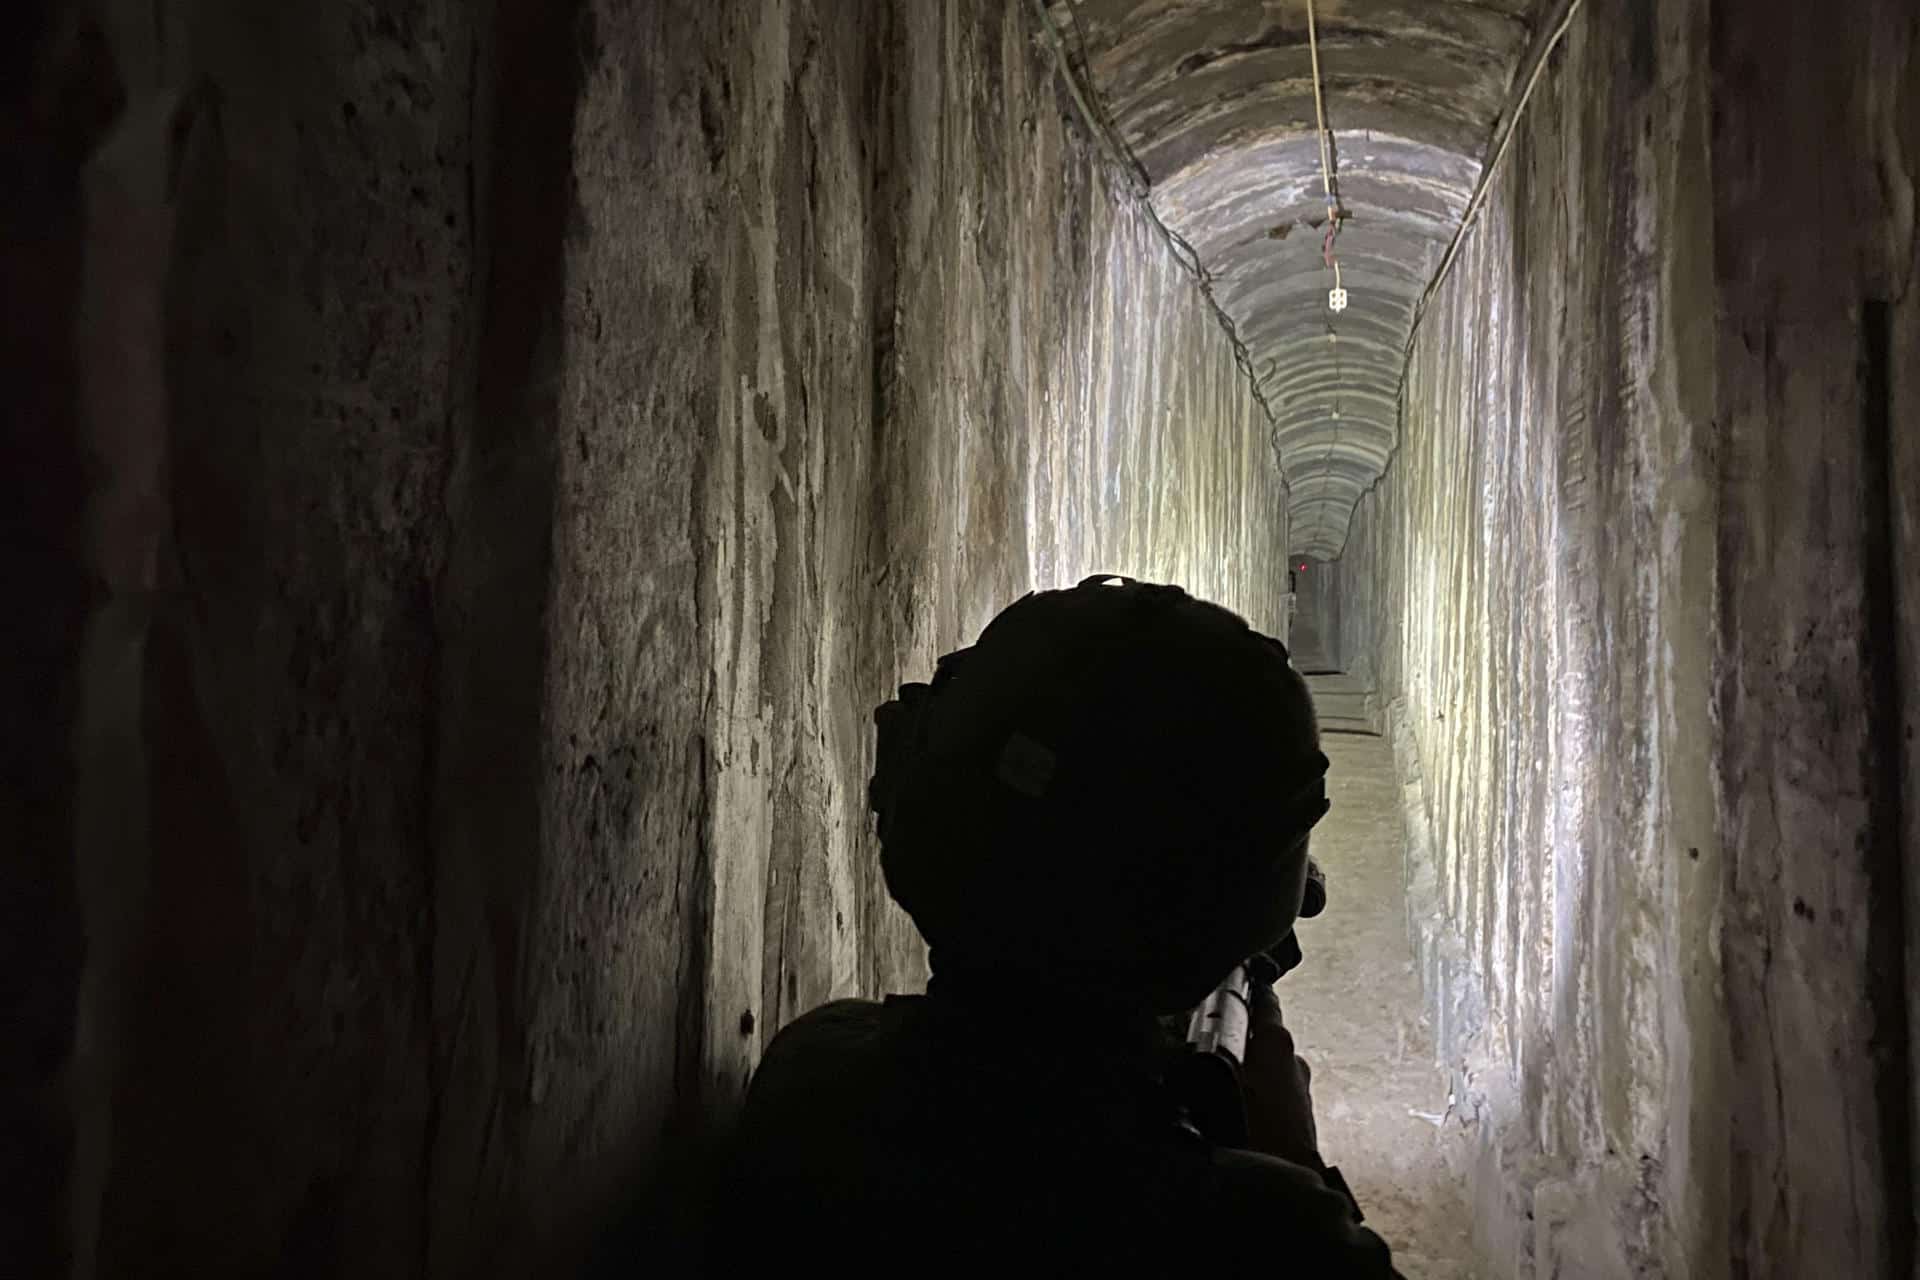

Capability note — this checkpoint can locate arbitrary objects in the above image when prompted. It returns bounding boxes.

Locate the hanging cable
[1307,0,1332,201]
[1402,0,1583,359]
[1307,0,1346,315]
[1306,0,1346,552]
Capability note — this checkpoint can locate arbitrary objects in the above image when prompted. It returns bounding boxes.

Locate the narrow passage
[1287,680,1473,1278]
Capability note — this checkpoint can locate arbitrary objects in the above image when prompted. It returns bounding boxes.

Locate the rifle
[1167,857,1363,1215]
[1170,858,1329,1149]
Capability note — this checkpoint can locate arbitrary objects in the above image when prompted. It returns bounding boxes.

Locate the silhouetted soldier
[724,577,1401,1275]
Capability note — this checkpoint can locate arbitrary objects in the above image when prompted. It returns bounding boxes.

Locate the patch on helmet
[995,731,1057,798]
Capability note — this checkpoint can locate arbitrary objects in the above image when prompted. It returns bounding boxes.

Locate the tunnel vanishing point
[7,0,1919,1275]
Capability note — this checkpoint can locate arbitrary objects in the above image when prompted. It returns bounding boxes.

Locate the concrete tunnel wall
[1317,0,1920,1276]
[16,0,1920,1276]
[20,0,1293,1272]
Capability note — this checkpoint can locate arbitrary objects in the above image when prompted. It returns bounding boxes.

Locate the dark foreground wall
[1328,0,1919,1276]
[17,1,1289,1273]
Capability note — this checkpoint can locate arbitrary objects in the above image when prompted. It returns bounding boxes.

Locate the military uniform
[727,990,1402,1277]
[720,578,1401,1276]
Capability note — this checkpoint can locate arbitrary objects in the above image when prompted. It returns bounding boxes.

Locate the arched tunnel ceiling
[1052,0,1539,558]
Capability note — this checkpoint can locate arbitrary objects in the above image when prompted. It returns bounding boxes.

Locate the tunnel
[10,0,1920,1275]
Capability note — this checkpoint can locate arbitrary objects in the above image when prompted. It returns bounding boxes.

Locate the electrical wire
[1403,0,1584,359]
[1308,0,1332,198]
[1307,0,1342,287]
[1035,0,1583,562]
[1305,0,1336,205]
[1305,0,1344,552]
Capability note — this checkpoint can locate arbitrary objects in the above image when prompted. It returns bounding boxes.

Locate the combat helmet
[869,575,1329,1011]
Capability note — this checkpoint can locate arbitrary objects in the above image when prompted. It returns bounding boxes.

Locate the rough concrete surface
[16,0,1918,1275]
[1316,0,1919,1276]
[36,0,1290,1272]
[1711,4,1919,1275]
[1057,0,1530,556]
[1330,9,1726,1262]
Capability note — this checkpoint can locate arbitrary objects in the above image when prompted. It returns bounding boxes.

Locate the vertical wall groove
[1861,296,1914,1280]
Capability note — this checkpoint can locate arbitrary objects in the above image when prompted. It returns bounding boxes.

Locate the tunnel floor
[1288,720,1473,1277]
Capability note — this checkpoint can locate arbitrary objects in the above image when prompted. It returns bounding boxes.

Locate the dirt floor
[1284,727,1476,1278]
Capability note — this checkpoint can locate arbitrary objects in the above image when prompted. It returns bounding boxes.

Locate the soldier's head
[869,576,1328,1013]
